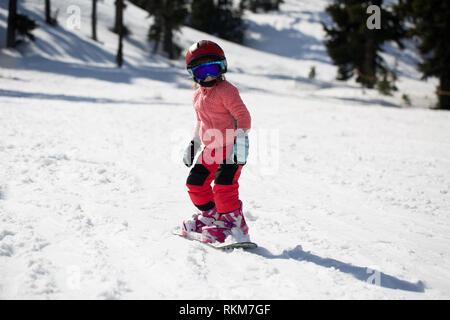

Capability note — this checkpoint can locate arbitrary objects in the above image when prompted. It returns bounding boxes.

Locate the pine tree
[396,0,450,109]
[7,0,37,47]
[308,66,316,80]
[190,0,216,33]
[241,0,284,13]
[323,0,404,89]
[377,72,398,96]
[213,0,245,43]
[190,0,245,44]
[15,14,38,42]
[134,0,188,59]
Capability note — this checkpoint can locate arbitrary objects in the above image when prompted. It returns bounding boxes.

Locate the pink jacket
[193,79,251,149]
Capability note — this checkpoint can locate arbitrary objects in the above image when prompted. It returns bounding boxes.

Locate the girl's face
[204,76,216,82]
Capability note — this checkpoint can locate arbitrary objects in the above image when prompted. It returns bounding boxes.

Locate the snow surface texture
[1,0,449,299]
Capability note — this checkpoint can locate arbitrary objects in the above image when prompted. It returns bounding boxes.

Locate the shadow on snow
[0,2,188,86]
[250,245,425,293]
[243,13,331,65]
[0,88,188,106]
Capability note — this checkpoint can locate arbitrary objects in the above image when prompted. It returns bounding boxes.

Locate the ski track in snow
[1,0,450,299]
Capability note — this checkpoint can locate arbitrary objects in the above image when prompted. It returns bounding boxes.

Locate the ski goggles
[188,60,226,81]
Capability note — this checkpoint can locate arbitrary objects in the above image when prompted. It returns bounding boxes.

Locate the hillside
[0,0,449,299]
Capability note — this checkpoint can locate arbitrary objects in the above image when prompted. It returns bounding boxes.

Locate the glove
[183,135,202,168]
[232,129,249,165]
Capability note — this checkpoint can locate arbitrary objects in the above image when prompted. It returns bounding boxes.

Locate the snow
[1,0,450,299]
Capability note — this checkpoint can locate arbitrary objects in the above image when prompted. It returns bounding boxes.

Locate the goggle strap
[189,60,226,72]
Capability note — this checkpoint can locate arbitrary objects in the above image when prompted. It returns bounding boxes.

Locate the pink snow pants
[186,146,243,214]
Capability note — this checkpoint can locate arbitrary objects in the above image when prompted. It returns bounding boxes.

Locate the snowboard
[172,227,257,251]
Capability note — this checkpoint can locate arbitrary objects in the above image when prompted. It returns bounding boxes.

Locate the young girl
[181,40,251,244]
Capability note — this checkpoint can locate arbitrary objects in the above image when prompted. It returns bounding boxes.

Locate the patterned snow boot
[201,201,249,243]
[182,206,219,236]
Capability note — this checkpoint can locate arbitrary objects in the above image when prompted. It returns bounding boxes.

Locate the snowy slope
[1,0,450,299]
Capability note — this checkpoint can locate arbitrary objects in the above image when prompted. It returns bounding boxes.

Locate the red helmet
[186,40,227,71]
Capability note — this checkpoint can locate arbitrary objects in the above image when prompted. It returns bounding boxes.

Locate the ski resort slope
[1,0,450,299]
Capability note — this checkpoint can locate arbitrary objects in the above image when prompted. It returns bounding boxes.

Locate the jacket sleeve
[192,90,202,137]
[194,110,201,137]
[220,83,251,131]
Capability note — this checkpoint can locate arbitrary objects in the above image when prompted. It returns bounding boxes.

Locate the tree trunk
[153,38,160,53]
[6,0,17,48]
[45,0,51,24]
[114,0,120,33]
[162,0,174,59]
[116,0,124,67]
[361,36,377,88]
[92,0,98,41]
[163,21,173,60]
[439,75,450,110]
